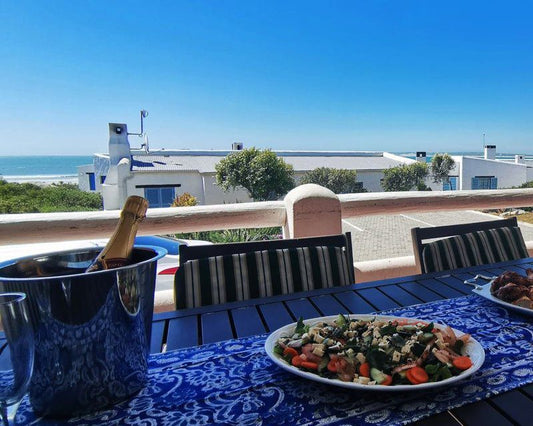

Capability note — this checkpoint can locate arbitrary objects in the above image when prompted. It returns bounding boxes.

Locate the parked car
[133,235,211,292]
[0,235,211,293]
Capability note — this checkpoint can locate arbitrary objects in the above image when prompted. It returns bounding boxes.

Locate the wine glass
[0,293,34,426]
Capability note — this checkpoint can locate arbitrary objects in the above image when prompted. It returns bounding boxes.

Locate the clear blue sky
[2,1,532,155]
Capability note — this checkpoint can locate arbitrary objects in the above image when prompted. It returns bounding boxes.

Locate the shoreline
[1,176,78,186]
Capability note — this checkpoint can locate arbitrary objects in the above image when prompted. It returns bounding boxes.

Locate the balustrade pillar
[283,184,342,238]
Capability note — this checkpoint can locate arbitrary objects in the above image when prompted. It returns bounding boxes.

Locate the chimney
[232,142,244,151]
[108,123,131,166]
[415,151,427,162]
[515,154,525,164]
[484,145,496,160]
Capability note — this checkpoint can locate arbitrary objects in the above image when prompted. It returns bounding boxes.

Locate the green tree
[430,153,455,184]
[299,167,367,194]
[215,148,295,201]
[382,162,429,191]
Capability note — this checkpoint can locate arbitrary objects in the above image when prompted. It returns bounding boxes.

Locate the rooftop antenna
[128,109,150,152]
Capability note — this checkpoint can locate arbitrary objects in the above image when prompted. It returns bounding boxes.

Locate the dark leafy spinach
[295,317,309,335]
[421,322,434,333]
[411,342,426,357]
[390,334,405,347]
[453,339,464,353]
[366,348,388,370]
[380,323,397,336]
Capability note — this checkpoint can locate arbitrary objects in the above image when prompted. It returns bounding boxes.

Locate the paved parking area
[342,210,533,262]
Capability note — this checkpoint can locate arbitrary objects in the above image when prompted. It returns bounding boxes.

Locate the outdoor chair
[411,217,528,274]
[174,233,354,309]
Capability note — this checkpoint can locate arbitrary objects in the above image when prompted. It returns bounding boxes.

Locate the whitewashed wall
[201,174,252,204]
[458,157,528,190]
[77,164,93,192]
[124,171,205,203]
[356,170,385,192]
[527,166,533,183]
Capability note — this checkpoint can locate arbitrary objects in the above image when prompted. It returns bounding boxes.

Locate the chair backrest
[411,217,528,274]
[175,233,354,309]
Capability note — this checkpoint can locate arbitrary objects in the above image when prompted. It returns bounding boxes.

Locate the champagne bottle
[85,196,149,272]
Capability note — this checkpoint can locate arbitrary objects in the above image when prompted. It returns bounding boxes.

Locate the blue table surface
[148,257,533,426]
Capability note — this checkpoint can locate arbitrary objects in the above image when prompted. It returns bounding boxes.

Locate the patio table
[15,258,533,425]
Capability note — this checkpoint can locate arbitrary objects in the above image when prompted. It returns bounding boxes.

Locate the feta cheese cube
[358,376,370,385]
[312,344,325,357]
[378,341,389,349]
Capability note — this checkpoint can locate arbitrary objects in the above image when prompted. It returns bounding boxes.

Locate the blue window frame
[87,173,96,191]
[472,176,497,190]
[144,187,176,208]
[442,176,458,191]
[100,175,106,184]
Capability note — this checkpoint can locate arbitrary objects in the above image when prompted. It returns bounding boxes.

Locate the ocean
[1,151,531,185]
[0,155,93,184]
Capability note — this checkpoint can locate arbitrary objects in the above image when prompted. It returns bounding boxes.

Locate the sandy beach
[1,176,78,186]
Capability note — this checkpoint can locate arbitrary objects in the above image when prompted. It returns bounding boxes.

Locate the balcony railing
[1,185,533,312]
[2,186,533,243]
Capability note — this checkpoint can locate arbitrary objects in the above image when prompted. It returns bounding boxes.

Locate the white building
[78,123,533,210]
[78,123,414,210]
[423,145,533,191]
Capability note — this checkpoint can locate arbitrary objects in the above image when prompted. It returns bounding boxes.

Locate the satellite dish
[141,110,149,118]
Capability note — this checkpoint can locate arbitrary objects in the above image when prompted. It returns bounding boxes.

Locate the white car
[0,235,211,293]
[133,235,212,292]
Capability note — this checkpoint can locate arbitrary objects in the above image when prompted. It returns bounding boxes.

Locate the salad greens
[274,315,474,386]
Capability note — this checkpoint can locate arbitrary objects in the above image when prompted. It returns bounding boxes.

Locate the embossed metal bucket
[0,246,166,418]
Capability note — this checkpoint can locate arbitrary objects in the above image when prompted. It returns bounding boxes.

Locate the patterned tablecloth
[18,295,533,425]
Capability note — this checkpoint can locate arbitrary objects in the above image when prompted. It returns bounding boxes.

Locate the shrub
[172,192,198,207]
[0,180,102,213]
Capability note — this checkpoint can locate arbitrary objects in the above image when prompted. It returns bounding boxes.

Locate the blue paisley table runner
[17,295,533,425]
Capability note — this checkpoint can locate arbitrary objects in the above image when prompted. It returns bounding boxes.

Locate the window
[87,172,95,191]
[442,176,458,191]
[100,175,106,184]
[144,187,176,208]
[472,176,497,190]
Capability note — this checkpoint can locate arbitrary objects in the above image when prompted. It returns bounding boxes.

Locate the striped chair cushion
[174,246,352,309]
[421,226,528,273]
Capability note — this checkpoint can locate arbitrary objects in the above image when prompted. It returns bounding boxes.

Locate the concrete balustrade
[2,187,533,244]
[1,186,533,313]
[339,188,533,216]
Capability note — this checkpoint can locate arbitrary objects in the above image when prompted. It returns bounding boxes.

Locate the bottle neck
[97,211,142,268]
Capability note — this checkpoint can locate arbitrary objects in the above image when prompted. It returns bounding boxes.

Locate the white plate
[264,314,485,392]
[472,283,533,317]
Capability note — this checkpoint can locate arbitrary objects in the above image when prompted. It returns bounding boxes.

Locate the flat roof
[130,150,410,173]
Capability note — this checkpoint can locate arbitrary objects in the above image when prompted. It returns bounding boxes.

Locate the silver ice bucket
[0,246,166,418]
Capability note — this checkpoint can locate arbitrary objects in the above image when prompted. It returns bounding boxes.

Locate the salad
[273,314,474,386]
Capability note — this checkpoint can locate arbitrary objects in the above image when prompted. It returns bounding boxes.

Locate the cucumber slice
[370,367,387,383]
